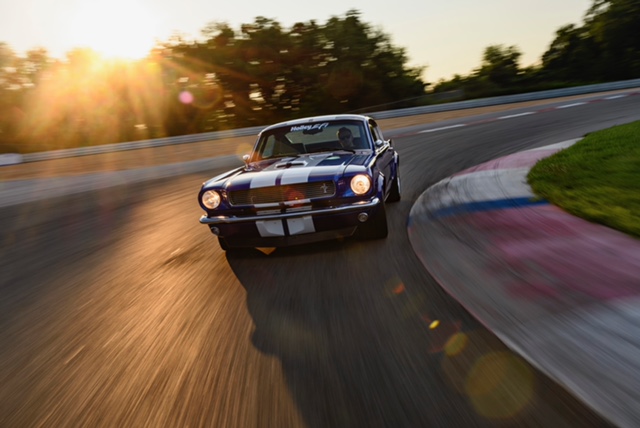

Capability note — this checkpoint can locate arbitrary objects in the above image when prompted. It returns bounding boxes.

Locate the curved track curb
[408,141,640,428]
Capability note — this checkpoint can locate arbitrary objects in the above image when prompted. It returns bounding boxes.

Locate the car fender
[202,166,245,188]
[376,173,386,199]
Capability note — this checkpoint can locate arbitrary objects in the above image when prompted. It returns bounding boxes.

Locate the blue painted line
[430,197,549,219]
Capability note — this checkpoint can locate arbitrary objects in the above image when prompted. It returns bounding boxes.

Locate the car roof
[260,114,372,133]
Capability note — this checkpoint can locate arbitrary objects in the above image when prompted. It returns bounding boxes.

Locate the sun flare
[66,0,159,60]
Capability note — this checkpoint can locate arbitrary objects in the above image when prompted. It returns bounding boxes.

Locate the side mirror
[242,154,250,165]
[375,139,390,150]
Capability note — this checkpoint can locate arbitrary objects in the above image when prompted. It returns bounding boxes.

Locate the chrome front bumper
[200,197,380,225]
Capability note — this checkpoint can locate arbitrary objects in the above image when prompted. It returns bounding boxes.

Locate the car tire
[387,173,401,203]
[359,202,388,239]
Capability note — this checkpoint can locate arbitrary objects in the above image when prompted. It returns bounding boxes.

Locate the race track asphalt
[2,91,639,427]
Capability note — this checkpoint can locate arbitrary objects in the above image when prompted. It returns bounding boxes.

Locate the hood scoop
[275,160,307,169]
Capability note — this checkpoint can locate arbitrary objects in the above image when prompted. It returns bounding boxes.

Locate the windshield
[253,120,371,160]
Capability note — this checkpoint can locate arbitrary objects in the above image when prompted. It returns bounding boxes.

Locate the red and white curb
[408,141,640,428]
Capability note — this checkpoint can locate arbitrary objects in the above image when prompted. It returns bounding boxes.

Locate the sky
[1,0,591,83]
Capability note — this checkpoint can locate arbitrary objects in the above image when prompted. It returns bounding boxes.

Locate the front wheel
[387,173,401,203]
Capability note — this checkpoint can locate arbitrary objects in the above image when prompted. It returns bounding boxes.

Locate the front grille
[228,181,336,206]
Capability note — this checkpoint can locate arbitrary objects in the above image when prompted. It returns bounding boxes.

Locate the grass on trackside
[527,120,640,239]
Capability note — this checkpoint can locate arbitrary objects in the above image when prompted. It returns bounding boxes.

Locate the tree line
[0,11,426,153]
[1,2,639,154]
[432,0,640,98]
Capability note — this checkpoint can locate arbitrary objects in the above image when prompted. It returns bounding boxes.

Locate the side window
[258,135,276,158]
[369,121,384,144]
[337,124,369,149]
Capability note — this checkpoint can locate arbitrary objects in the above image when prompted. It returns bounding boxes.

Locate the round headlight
[350,174,371,195]
[202,190,221,209]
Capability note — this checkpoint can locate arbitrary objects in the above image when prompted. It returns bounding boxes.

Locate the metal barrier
[3,78,639,165]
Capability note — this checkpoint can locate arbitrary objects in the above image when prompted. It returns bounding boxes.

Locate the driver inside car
[337,127,358,150]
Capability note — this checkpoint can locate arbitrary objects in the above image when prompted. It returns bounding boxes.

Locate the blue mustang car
[198,114,400,250]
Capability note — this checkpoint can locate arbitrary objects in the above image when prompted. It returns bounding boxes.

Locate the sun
[66,0,159,60]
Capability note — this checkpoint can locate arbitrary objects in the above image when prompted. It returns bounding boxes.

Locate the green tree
[0,42,21,90]
[160,10,427,132]
[476,45,522,87]
[0,43,24,152]
[2,10,429,150]
[318,10,426,113]
[541,24,601,82]
[585,0,640,79]
[539,0,640,82]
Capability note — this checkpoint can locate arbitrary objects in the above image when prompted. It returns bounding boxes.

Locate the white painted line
[419,124,465,133]
[556,102,587,109]
[498,112,534,120]
[605,95,627,100]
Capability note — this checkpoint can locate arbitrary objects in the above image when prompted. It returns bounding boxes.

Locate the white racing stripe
[269,153,331,186]
[287,216,315,235]
[250,174,277,188]
[256,216,315,237]
[256,220,285,237]
[281,168,312,185]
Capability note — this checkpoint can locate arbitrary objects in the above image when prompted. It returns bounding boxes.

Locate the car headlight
[350,174,371,195]
[202,190,222,209]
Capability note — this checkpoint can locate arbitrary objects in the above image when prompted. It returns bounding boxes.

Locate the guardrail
[372,78,640,119]
[3,78,640,166]
[20,127,265,163]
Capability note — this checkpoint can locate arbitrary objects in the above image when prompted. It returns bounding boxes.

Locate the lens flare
[179,91,194,104]
[385,276,405,297]
[466,352,535,420]
[427,320,462,353]
[444,332,468,356]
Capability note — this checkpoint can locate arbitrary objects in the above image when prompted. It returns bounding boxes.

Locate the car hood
[205,152,371,190]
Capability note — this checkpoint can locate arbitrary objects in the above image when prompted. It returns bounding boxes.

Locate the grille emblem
[320,183,329,194]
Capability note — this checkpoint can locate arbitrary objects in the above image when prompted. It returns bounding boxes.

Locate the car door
[368,119,395,198]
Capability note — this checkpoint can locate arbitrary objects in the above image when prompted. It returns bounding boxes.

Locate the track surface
[2,93,639,427]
